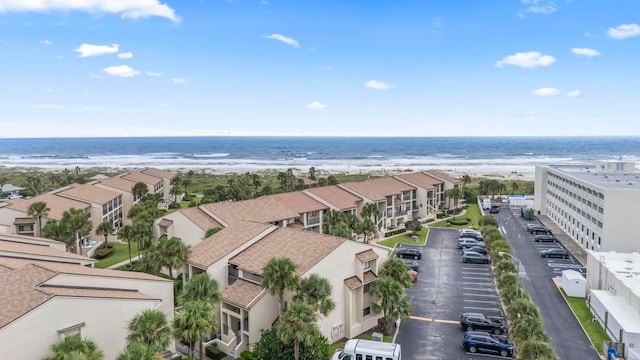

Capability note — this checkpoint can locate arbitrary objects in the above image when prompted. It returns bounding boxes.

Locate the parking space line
[461,281,494,285]
[462,276,493,280]
[462,287,497,292]
[464,299,499,304]
[463,293,498,298]
[408,315,459,325]
[464,306,502,312]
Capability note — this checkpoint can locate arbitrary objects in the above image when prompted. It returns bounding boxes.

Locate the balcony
[394,210,408,217]
[307,217,320,225]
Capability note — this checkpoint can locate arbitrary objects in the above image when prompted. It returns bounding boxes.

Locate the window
[363,261,371,270]
[363,283,371,293]
[356,355,363,360]
[366,356,372,360]
[363,307,371,316]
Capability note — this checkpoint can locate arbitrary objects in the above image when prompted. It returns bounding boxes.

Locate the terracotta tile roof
[355,249,379,262]
[0,233,63,246]
[201,198,300,225]
[121,171,161,185]
[424,170,461,184]
[229,227,344,276]
[158,218,174,227]
[363,270,378,284]
[56,183,121,205]
[141,168,177,180]
[0,240,94,263]
[222,279,266,309]
[187,222,275,268]
[5,193,90,220]
[40,286,156,301]
[13,217,35,225]
[97,176,137,192]
[179,207,222,231]
[305,185,362,210]
[0,264,56,328]
[396,172,442,189]
[340,177,415,202]
[262,192,327,215]
[344,276,362,289]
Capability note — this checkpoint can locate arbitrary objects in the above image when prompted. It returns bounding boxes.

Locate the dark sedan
[395,247,422,260]
[462,334,513,357]
[462,251,490,264]
[460,313,506,334]
[463,245,487,255]
[534,234,557,242]
[540,248,569,259]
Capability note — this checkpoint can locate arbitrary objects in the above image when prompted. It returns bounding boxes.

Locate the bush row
[94,247,114,259]
[479,215,559,360]
[384,228,406,237]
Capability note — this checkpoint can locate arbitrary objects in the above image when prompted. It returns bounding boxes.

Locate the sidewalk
[106,255,141,269]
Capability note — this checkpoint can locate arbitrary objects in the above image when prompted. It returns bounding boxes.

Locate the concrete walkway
[106,255,141,269]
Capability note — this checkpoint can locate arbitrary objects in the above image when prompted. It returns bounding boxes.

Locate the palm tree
[261,257,299,318]
[27,201,49,237]
[95,221,114,248]
[118,225,134,269]
[359,218,376,243]
[48,335,104,360]
[370,277,405,334]
[179,273,222,306]
[61,208,93,255]
[511,181,520,195]
[25,174,44,195]
[127,309,172,350]
[117,342,162,360]
[173,300,217,360]
[293,274,336,317]
[42,219,74,251]
[331,223,353,240]
[361,202,379,225]
[132,182,149,203]
[169,185,182,203]
[461,174,471,194]
[130,221,152,254]
[157,237,190,279]
[275,300,321,360]
[379,258,413,289]
[322,209,344,234]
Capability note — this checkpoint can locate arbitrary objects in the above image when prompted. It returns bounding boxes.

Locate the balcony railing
[395,210,408,217]
[307,217,320,225]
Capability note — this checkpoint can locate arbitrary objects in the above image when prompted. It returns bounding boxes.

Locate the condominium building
[534,161,640,252]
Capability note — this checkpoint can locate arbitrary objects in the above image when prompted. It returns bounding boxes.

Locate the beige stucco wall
[0,296,159,360]
[0,206,27,234]
[94,184,135,226]
[154,211,205,247]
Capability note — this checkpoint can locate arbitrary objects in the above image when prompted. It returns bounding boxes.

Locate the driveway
[492,211,599,360]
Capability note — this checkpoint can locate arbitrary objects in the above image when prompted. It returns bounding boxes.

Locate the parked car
[462,334,513,357]
[458,238,485,249]
[460,228,481,237]
[408,269,418,282]
[460,313,506,334]
[490,205,500,213]
[527,225,552,235]
[403,259,420,272]
[463,245,488,255]
[534,234,557,242]
[464,331,510,344]
[540,248,569,259]
[395,247,422,260]
[462,251,490,264]
[461,231,484,241]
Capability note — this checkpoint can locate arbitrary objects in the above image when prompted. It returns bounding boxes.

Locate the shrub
[168,202,181,209]
[478,215,498,227]
[493,258,516,275]
[423,217,435,223]
[510,315,549,344]
[240,351,255,360]
[383,228,406,237]
[94,247,114,259]
[507,297,539,323]
[436,211,446,219]
[447,218,469,226]
[205,344,226,360]
[496,272,517,289]
[517,339,559,360]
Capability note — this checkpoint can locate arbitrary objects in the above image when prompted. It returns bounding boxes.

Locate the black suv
[395,247,422,260]
[460,313,506,334]
[534,234,557,242]
[490,205,500,213]
[527,225,552,235]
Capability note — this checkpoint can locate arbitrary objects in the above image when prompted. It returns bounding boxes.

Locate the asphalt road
[492,210,600,360]
[395,229,506,360]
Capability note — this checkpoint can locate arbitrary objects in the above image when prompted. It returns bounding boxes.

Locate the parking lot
[395,229,509,360]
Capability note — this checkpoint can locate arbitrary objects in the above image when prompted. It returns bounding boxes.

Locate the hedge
[94,247,115,259]
[205,344,226,360]
[383,228,406,237]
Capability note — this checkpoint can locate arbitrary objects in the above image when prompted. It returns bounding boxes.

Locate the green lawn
[378,227,428,248]
[329,332,394,358]
[95,242,139,269]
[429,204,482,229]
[562,291,610,355]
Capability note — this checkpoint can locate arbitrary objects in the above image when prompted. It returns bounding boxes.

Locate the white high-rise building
[535,160,640,253]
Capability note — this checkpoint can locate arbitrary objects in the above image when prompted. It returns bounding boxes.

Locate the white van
[331,339,401,360]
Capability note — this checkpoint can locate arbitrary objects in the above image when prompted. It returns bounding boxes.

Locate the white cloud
[532,87,560,96]
[40,39,52,45]
[264,34,300,48]
[365,80,392,90]
[518,0,557,17]
[571,48,600,57]
[0,0,180,22]
[103,65,140,77]
[117,52,133,59]
[172,78,186,84]
[75,43,119,57]
[146,71,162,77]
[567,90,582,97]
[307,101,328,110]
[607,24,640,39]
[495,51,556,68]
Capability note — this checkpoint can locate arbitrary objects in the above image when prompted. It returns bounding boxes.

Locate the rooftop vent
[604,175,609,178]
[629,182,634,186]
[615,179,620,182]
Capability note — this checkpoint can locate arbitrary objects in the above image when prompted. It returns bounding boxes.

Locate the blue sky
[1,0,639,138]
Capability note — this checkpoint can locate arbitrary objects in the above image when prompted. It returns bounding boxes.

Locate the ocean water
[1,136,639,174]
